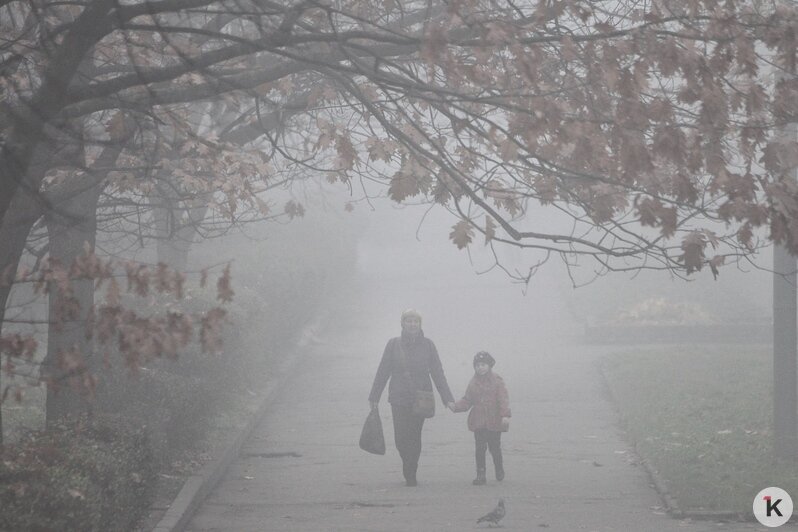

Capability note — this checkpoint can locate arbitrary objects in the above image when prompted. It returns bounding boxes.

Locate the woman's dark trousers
[391,403,425,483]
[474,429,503,477]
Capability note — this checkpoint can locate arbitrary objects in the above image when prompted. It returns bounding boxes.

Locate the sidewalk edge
[596,361,749,523]
[151,314,327,532]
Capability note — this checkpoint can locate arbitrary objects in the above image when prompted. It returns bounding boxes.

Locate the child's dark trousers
[474,429,503,473]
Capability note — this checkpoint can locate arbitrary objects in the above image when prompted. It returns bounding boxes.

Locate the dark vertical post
[773,243,797,458]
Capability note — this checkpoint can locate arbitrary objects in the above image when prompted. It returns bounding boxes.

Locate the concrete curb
[595,361,748,523]
[150,314,328,532]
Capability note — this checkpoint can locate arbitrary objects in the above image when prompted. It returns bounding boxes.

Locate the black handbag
[359,408,386,455]
[413,390,436,418]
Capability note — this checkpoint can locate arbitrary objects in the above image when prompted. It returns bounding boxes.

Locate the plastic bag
[359,408,386,455]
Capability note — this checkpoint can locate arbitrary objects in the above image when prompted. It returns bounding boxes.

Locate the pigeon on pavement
[477,498,505,527]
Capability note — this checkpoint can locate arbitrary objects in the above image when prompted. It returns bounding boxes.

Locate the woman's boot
[403,462,418,486]
[494,451,504,481]
[472,468,487,485]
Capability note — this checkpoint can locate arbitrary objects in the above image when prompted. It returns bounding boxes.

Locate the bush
[96,367,218,463]
[0,415,156,532]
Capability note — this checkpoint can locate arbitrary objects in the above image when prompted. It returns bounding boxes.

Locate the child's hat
[473,351,495,368]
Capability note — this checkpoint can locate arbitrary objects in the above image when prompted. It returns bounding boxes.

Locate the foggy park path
[185,260,785,532]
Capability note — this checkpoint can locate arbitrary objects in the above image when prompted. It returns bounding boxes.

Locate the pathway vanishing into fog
[186,265,786,532]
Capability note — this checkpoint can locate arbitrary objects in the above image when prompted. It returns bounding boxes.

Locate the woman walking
[368,309,455,486]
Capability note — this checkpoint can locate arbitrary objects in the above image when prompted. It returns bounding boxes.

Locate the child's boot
[472,468,487,485]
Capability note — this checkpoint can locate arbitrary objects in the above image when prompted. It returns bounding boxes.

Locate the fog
[164,196,784,531]
[352,195,772,348]
[1,174,782,531]
[4,1,795,528]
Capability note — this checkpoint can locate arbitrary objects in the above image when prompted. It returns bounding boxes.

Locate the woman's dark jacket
[369,331,454,407]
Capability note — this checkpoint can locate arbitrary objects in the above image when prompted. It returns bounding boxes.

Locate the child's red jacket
[453,371,511,432]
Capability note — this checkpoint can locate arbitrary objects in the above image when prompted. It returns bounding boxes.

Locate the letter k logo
[754,487,792,526]
[765,495,783,517]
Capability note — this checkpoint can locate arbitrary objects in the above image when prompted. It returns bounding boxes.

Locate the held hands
[370,400,458,412]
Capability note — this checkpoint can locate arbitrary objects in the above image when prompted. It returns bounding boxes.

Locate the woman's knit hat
[401,308,422,325]
[473,351,495,368]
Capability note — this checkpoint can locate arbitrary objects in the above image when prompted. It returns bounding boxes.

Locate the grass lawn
[2,384,45,443]
[600,345,798,514]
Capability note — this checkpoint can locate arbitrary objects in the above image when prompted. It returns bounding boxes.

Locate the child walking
[452,351,511,485]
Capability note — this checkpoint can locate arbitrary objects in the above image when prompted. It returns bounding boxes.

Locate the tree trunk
[153,200,194,271]
[0,193,42,446]
[40,141,125,428]
[151,173,209,270]
[42,185,102,427]
[0,140,66,444]
[773,244,797,458]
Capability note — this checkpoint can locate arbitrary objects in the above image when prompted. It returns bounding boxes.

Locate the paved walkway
[187,270,787,531]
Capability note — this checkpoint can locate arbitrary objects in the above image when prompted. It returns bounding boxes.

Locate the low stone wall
[584,323,771,344]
